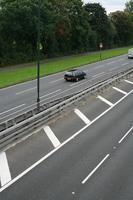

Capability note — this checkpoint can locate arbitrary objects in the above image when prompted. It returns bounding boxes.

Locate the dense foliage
[0,0,133,66]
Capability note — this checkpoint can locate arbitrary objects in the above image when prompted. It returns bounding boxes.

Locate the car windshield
[128,49,133,53]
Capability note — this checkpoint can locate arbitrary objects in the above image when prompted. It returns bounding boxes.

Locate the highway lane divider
[0,67,133,151]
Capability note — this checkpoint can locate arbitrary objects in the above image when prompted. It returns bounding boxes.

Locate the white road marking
[124,80,133,85]
[40,89,61,99]
[0,152,11,187]
[93,72,105,78]
[43,126,61,148]
[16,87,36,95]
[0,104,25,116]
[112,87,127,95]
[74,109,91,125]
[97,95,113,107]
[0,89,132,193]
[69,80,87,87]
[81,154,110,184]
[118,126,133,144]
[122,63,129,66]
[107,61,115,65]
[50,78,63,83]
[0,106,29,121]
[109,66,119,71]
[94,64,105,70]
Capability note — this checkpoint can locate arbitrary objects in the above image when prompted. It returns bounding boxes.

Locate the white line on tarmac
[94,64,105,70]
[93,72,105,78]
[109,66,119,71]
[122,63,129,66]
[0,89,132,193]
[97,95,113,107]
[0,152,11,187]
[0,104,25,116]
[112,87,127,95]
[118,126,133,144]
[50,78,63,83]
[74,109,91,125]
[16,87,36,95]
[124,80,133,85]
[43,126,61,148]
[81,154,110,184]
[107,61,115,65]
[40,89,61,99]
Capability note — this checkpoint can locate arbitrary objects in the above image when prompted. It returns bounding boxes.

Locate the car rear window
[65,71,73,75]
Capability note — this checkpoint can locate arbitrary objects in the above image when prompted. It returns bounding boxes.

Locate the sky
[83,0,127,13]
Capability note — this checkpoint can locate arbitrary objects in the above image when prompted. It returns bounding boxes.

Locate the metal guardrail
[0,67,133,150]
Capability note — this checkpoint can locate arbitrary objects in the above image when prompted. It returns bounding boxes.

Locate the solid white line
[0,89,132,193]
[81,154,110,184]
[74,109,91,125]
[43,126,61,148]
[0,104,25,116]
[124,80,133,85]
[40,89,61,99]
[113,87,127,95]
[97,95,113,107]
[16,87,36,95]
[118,126,133,144]
[0,152,11,187]
[93,72,105,78]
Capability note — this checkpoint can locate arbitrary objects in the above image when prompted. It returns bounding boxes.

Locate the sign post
[99,42,103,61]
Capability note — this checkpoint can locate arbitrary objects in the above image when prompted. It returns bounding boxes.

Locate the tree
[125,0,133,13]
[84,3,114,49]
[0,0,39,64]
[110,11,133,46]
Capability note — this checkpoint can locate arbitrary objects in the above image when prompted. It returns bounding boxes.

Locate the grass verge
[0,46,132,88]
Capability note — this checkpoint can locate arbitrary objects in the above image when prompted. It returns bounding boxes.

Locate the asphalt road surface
[0,54,133,122]
[0,76,133,200]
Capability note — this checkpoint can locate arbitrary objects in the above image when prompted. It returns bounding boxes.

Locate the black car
[64,69,86,82]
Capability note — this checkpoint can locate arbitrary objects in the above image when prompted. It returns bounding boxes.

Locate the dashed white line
[109,66,119,71]
[97,95,113,107]
[74,109,91,125]
[16,87,36,95]
[112,87,127,95]
[122,63,129,66]
[81,154,110,184]
[0,152,11,187]
[93,72,105,78]
[107,61,115,65]
[43,126,61,148]
[124,80,133,85]
[118,126,133,144]
[50,78,63,83]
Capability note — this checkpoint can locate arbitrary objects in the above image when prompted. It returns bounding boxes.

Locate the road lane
[0,84,132,200]
[0,54,133,122]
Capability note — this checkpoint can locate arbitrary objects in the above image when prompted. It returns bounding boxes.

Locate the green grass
[0,46,132,88]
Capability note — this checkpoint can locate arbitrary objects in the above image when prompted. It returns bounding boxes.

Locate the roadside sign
[99,42,103,49]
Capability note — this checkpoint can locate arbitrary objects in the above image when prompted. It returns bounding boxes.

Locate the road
[0,54,133,122]
[0,75,133,199]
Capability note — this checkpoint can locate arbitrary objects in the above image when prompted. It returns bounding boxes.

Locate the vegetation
[0,46,132,88]
[0,0,133,67]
